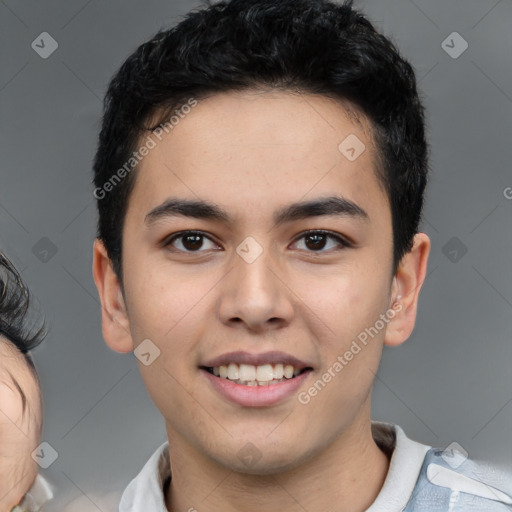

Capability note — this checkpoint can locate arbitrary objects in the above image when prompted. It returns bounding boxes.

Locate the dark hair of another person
[0,252,46,373]
[93,0,429,284]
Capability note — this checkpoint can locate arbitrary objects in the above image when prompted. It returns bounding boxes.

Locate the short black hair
[0,252,46,358]
[93,0,429,282]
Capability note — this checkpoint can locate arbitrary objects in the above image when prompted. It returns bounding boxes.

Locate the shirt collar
[10,474,54,512]
[366,422,430,512]
[119,441,171,512]
[119,422,430,512]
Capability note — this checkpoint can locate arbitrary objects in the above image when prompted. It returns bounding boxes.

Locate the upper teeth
[213,363,301,382]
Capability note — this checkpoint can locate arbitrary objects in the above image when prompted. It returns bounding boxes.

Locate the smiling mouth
[201,363,312,387]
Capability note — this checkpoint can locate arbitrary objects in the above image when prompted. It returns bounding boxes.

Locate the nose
[216,245,294,333]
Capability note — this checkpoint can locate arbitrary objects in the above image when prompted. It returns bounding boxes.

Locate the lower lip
[201,369,312,407]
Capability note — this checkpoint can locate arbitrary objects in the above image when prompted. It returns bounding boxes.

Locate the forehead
[0,336,40,424]
[128,90,389,228]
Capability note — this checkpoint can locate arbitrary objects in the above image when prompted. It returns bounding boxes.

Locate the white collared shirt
[11,474,54,512]
[118,422,512,512]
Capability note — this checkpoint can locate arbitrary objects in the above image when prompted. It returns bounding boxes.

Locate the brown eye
[292,230,350,252]
[165,231,219,252]
[304,233,327,250]
[181,234,204,251]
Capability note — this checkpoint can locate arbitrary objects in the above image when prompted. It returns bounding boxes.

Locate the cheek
[292,260,385,344]
[124,264,217,392]
[125,264,203,338]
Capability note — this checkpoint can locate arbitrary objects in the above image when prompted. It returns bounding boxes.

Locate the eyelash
[163,230,352,254]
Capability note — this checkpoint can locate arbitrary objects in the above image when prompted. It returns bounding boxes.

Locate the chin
[212,442,314,476]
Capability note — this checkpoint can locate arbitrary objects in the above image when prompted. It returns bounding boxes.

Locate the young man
[92,0,512,510]
[0,252,53,512]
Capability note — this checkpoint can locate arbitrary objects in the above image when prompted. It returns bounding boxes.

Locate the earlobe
[384,232,431,347]
[92,239,134,354]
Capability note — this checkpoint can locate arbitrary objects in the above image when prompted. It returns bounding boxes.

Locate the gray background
[1,0,511,510]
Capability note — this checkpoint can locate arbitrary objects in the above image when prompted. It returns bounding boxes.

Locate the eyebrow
[144,195,369,227]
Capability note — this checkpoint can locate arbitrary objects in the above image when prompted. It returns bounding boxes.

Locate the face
[94,89,429,474]
[0,337,41,510]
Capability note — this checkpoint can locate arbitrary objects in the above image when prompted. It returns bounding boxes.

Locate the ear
[384,232,430,347]
[92,239,134,353]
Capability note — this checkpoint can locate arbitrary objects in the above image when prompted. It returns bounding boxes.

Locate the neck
[164,416,390,512]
